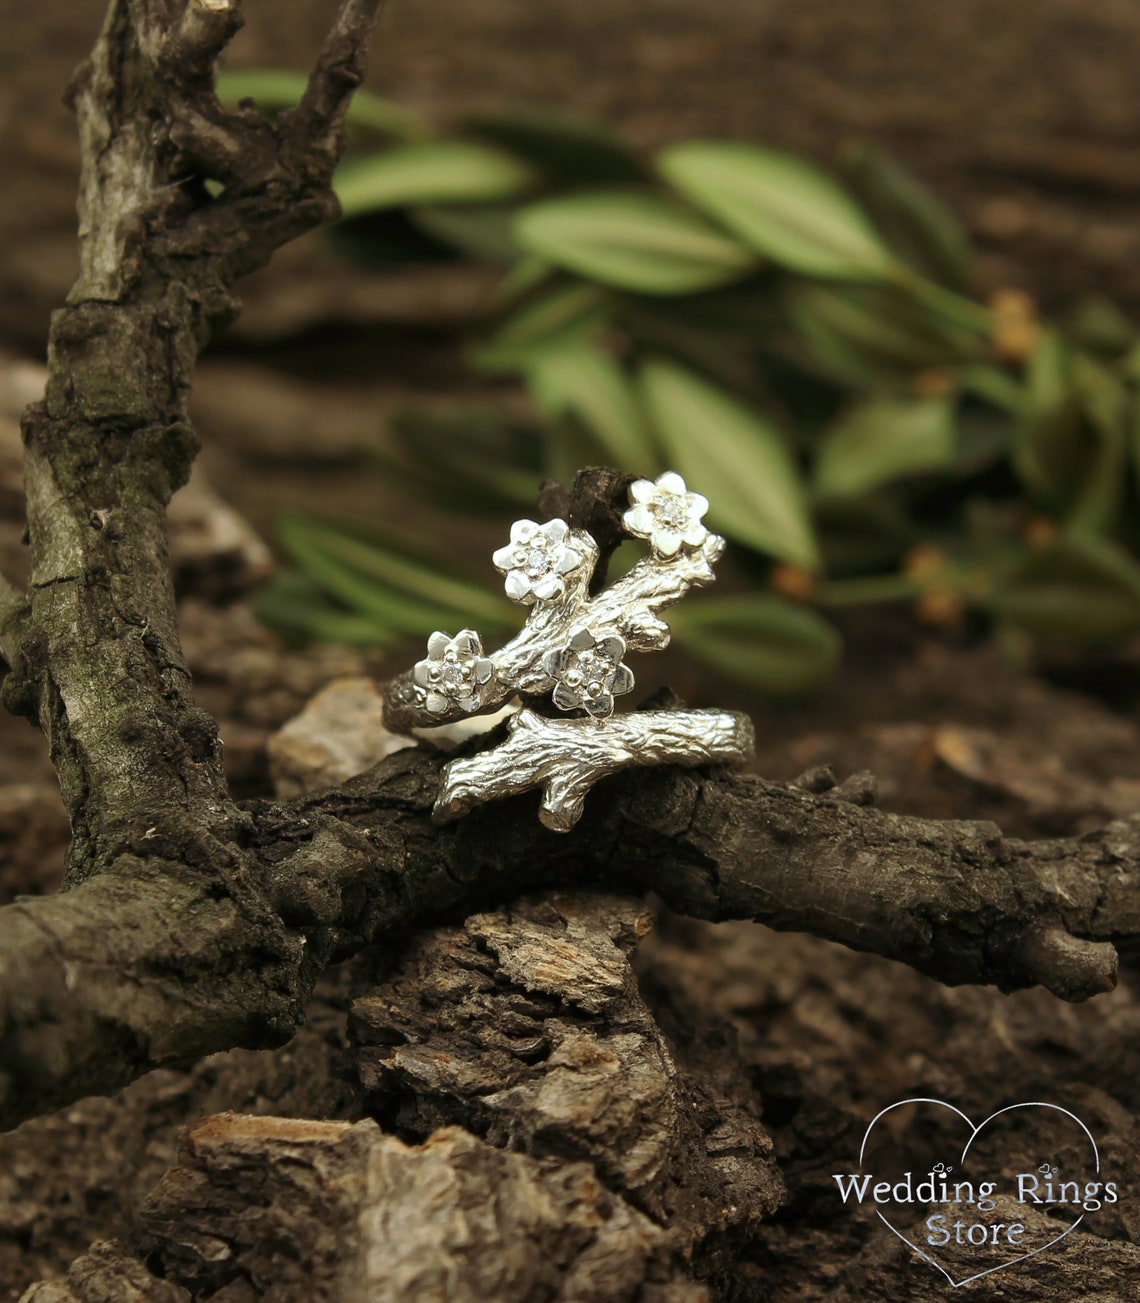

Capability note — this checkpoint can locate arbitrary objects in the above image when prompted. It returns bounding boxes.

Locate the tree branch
[5,0,384,882]
[0,0,1136,1140]
[0,570,26,671]
[0,743,1133,1131]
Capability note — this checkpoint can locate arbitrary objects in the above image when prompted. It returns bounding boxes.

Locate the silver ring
[382,471,755,831]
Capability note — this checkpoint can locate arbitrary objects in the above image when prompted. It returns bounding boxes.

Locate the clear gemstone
[575,651,613,691]
[654,495,688,529]
[441,661,467,690]
[526,545,550,577]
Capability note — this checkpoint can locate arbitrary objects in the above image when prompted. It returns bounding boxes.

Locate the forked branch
[435,707,754,830]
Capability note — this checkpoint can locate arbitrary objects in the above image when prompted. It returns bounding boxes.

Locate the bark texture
[0,0,388,1127]
[140,1115,697,1303]
[19,1240,189,1303]
[350,894,782,1240]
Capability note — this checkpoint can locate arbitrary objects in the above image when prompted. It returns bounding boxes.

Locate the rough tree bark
[1,0,1139,1226]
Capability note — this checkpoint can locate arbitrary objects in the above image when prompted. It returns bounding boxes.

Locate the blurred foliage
[220,71,1140,698]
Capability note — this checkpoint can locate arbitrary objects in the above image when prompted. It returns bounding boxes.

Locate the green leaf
[543,414,615,490]
[253,572,400,648]
[1010,331,1089,509]
[524,339,657,469]
[622,278,784,338]
[952,410,1013,476]
[1069,295,1136,358]
[466,108,645,184]
[312,527,515,628]
[279,516,515,633]
[381,408,545,512]
[989,534,1140,643]
[638,357,820,569]
[813,497,918,578]
[513,190,756,295]
[840,141,972,291]
[472,280,608,372]
[1067,355,1130,536]
[670,595,841,696]
[785,281,978,387]
[335,141,539,218]
[1132,388,1140,498]
[614,289,768,394]
[959,365,1026,414]
[215,69,426,139]
[411,204,521,262]
[659,141,896,281]
[814,396,957,498]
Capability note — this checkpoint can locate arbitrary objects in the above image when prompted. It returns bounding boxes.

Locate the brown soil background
[3,2,1140,1300]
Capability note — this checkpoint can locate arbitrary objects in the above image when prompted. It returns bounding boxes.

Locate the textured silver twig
[382,531,724,733]
[435,706,755,831]
[384,471,743,829]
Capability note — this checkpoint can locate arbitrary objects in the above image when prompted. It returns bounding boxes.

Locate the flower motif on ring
[492,518,584,605]
[414,629,494,715]
[543,627,635,720]
[623,470,709,559]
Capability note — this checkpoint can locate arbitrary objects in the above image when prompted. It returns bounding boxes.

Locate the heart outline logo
[858,1097,1100,1288]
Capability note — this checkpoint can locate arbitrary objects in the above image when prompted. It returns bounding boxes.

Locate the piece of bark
[5,0,386,891]
[350,892,783,1243]
[634,906,1140,1301]
[0,968,357,1299]
[1,736,1134,1134]
[749,1187,1140,1303]
[139,1114,702,1303]
[18,1240,188,1303]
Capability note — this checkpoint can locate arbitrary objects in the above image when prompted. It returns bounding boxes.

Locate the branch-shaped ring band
[381,471,755,830]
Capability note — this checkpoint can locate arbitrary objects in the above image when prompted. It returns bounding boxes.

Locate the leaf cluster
[220,72,1140,696]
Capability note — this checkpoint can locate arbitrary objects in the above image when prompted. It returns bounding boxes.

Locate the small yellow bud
[902,544,948,581]
[1023,517,1058,550]
[990,288,1041,363]
[770,563,816,603]
[915,588,967,629]
[913,369,957,398]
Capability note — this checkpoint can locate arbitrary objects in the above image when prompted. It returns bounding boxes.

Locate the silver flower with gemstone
[542,627,635,719]
[623,470,709,559]
[492,518,585,604]
[413,629,495,715]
